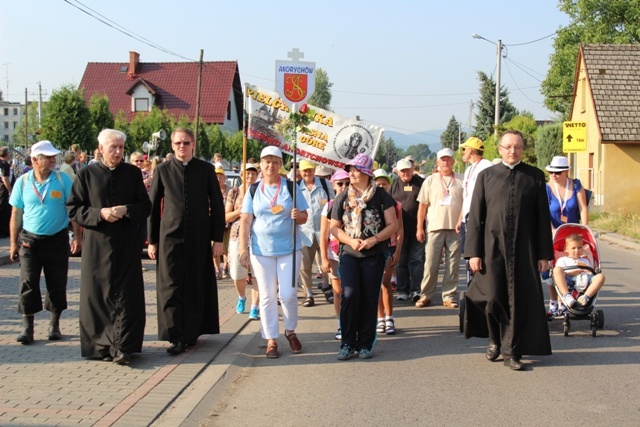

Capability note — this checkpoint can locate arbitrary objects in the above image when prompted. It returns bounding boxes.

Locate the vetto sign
[562,121,587,153]
[275,48,316,108]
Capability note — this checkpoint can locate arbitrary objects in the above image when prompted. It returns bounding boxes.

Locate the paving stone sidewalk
[0,237,251,427]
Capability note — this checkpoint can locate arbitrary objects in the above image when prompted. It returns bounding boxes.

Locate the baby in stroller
[553,233,605,309]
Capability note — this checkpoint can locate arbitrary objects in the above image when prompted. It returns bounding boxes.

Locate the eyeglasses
[172,141,192,146]
[335,181,350,187]
[499,145,524,151]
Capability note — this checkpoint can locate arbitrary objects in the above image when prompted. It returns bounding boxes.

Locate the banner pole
[291,102,298,288]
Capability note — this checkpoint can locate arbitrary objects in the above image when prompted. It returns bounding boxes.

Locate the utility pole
[24,88,28,150]
[467,99,474,135]
[494,39,502,138]
[38,82,43,127]
[194,49,204,149]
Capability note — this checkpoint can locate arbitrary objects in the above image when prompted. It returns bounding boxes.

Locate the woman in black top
[330,154,397,360]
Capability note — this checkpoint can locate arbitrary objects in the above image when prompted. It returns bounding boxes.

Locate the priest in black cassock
[463,130,553,371]
[68,129,151,365]
[148,127,225,355]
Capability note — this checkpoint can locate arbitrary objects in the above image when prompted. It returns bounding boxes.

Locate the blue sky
[1,0,570,146]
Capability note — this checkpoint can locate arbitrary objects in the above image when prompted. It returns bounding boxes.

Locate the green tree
[474,71,518,141]
[374,136,404,170]
[126,107,175,155]
[12,102,40,148]
[542,0,640,116]
[440,115,467,150]
[500,114,538,165]
[308,68,333,111]
[40,85,92,150]
[89,94,114,138]
[404,143,433,163]
[535,122,564,170]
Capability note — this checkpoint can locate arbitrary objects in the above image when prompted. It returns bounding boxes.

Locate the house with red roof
[79,51,243,133]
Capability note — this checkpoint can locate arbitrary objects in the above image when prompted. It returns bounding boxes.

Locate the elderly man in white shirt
[298,159,335,307]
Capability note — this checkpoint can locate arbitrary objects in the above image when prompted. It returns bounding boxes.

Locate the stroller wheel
[596,309,605,329]
[591,325,597,337]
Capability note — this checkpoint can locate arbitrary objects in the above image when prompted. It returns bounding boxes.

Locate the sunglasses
[172,141,192,146]
[134,160,144,163]
[549,171,564,175]
[335,181,350,187]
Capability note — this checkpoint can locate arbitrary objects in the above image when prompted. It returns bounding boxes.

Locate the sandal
[443,299,459,309]
[302,296,315,307]
[376,320,386,334]
[265,342,278,358]
[285,331,302,353]
[385,319,396,335]
[415,296,431,308]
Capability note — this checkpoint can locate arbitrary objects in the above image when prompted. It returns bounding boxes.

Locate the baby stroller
[550,223,605,337]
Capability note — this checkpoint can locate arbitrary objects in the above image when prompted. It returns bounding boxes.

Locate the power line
[502,60,543,105]
[63,0,195,62]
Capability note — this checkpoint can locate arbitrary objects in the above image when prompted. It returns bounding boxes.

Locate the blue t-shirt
[241,177,309,257]
[547,179,582,228]
[9,170,72,236]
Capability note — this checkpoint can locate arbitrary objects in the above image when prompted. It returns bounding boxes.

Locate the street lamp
[472,33,503,138]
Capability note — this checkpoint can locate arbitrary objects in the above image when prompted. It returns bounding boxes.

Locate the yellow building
[569,44,640,214]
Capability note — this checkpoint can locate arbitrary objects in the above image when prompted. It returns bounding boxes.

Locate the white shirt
[461,158,493,221]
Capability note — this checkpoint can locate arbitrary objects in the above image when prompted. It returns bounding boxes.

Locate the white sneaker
[562,293,576,308]
[577,294,591,306]
[397,293,408,301]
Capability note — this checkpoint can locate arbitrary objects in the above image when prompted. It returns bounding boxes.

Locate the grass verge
[590,212,640,241]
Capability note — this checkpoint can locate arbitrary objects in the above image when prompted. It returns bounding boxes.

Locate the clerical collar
[101,159,118,171]
[502,160,521,170]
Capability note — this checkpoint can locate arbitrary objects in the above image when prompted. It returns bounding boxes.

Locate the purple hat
[345,153,374,177]
[331,169,350,183]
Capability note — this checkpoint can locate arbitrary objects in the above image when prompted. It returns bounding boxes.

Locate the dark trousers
[18,229,70,315]
[339,253,386,351]
[0,194,10,237]
[396,234,425,295]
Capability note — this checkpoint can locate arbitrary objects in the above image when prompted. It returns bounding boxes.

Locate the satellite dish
[152,129,167,141]
[142,141,150,153]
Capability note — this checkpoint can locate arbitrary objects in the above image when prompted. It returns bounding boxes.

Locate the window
[134,98,149,112]
[227,101,231,120]
[13,121,17,129]
[3,108,7,116]
[2,135,8,142]
[13,108,18,116]
[3,122,8,129]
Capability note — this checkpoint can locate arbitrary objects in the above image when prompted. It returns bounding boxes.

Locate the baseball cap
[299,159,316,171]
[260,146,282,159]
[30,140,61,157]
[214,168,225,175]
[373,168,392,184]
[396,159,413,171]
[244,163,258,171]
[460,137,484,151]
[437,148,455,159]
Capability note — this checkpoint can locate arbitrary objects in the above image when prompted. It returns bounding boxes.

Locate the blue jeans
[396,234,425,295]
[339,253,386,351]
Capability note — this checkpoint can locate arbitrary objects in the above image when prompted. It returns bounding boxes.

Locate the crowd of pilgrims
[13,129,594,371]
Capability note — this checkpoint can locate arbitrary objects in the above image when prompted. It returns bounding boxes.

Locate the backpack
[249,179,295,199]
[573,178,592,222]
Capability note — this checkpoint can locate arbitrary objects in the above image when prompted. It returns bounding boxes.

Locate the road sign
[563,121,587,152]
[275,48,315,109]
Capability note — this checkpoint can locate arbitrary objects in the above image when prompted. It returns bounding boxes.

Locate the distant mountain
[383,130,443,153]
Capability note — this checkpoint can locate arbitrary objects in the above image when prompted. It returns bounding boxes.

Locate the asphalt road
[185,240,640,427]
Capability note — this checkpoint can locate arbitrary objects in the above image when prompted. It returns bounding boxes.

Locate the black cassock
[463,162,553,357]
[148,157,224,344]
[68,162,151,358]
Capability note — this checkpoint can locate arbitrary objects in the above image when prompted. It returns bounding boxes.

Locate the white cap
[244,163,258,171]
[396,159,413,171]
[260,146,282,159]
[30,140,61,157]
[373,168,392,184]
[437,147,454,159]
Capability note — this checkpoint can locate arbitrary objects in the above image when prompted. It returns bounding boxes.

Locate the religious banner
[275,48,316,107]
[245,84,384,170]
